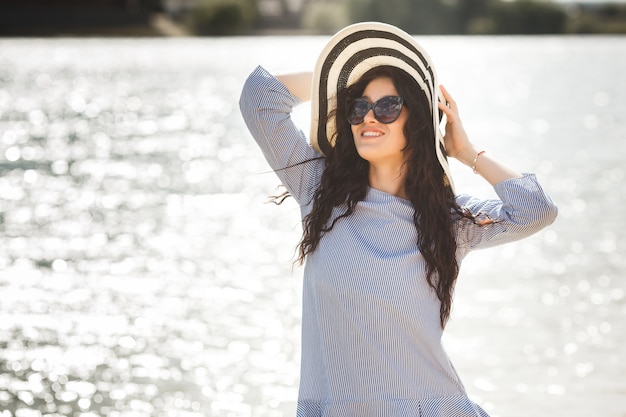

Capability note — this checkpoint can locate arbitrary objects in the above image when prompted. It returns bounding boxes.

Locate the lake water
[0,35,624,417]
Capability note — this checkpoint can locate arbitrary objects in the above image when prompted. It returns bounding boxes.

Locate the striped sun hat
[310,21,454,191]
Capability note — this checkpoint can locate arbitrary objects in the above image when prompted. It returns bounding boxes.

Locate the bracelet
[471,150,486,174]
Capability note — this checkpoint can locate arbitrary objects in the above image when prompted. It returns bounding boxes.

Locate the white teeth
[362,131,382,137]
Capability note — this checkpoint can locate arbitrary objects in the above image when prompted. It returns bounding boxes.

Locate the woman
[239,22,557,417]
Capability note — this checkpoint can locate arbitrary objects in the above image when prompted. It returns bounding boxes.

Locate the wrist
[456,146,479,167]
[471,150,487,174]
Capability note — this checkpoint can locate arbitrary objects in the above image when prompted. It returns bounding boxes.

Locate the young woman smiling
[239,22,557,417]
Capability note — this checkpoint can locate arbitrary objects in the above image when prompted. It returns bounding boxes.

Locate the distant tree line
[0,0,167,36]
[181,0,626,35]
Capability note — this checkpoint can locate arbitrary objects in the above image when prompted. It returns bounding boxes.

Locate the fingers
[438,84,461,124]
[438,101,456,126]
[438,101,451,117]
[439,84,457,109]
[437,98,456,123]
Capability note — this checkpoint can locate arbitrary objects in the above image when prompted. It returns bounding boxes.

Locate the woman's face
[350,77,408,167]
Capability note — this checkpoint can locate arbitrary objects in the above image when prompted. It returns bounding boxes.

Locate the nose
[363,108,376,123]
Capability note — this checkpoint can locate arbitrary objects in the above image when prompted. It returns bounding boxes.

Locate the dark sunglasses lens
[348,100,369,125]
[374,97,403,123]
[348,97,403,125]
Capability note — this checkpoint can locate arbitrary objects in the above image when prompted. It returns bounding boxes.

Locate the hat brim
[310,22,454,191]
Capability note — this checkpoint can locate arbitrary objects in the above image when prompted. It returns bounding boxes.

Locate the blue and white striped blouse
[239,66,558,417]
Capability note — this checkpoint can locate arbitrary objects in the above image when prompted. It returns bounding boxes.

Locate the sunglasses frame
[347,96,404,125]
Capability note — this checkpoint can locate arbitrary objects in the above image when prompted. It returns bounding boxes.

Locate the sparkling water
[0,35,624,417]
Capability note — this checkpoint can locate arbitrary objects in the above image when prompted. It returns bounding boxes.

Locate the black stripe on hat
[337,47,434,100]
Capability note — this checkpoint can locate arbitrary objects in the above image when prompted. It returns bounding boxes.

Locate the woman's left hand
[437,85,477,167]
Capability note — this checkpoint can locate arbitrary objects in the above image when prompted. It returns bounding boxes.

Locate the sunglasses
[347,96,404,125]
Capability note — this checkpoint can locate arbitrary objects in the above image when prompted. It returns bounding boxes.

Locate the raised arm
[239,66,323,205]
[437,84,523,186]
[437,86,557,251]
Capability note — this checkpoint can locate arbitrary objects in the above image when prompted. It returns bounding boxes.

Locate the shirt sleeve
[239,65,324,206]
[455,173,558,254]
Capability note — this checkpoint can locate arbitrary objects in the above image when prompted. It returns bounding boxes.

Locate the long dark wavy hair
[297,66,475,327]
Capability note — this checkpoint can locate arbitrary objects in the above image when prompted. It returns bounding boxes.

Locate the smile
[362,130,384,137]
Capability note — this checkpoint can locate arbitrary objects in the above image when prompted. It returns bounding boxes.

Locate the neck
[368,163,408,199]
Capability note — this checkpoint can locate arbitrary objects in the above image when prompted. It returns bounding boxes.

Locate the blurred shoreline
[0,12,327,38]
[0,11,186,38]
[1,1,625,38]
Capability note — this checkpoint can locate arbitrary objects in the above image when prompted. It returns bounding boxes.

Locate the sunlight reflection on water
[0,36,625,417]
